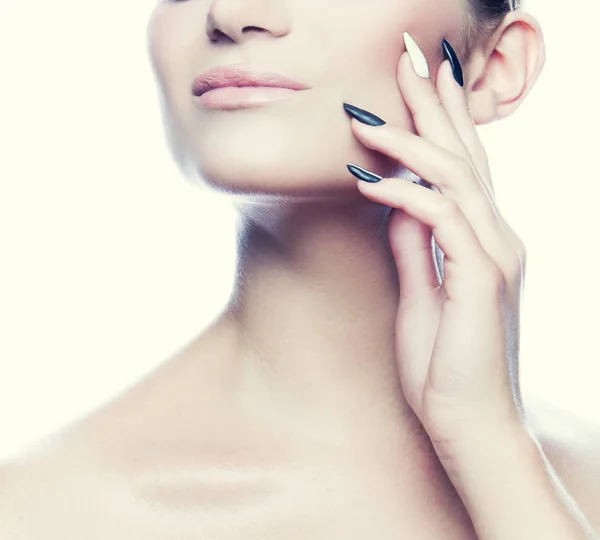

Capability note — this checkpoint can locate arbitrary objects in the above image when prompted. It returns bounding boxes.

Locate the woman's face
[146,0,464,197]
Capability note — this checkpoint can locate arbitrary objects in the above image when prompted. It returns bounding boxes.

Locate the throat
[228,333,421,453]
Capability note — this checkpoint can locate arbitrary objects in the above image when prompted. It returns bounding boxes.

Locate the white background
[0,0,598,461]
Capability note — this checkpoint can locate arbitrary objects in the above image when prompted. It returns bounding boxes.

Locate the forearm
[434,421,599,540]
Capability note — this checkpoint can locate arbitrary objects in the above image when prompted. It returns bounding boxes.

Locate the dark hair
[464,0,521,51]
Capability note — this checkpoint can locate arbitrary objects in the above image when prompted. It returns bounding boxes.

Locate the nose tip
[205,4,291,44]
[206,11,268,43]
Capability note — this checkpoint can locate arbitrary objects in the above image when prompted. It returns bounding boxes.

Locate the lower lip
[194,86,303,110]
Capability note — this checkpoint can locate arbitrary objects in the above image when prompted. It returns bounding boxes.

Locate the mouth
[193,86,305,110]
[191,64,311,96]
[191,64,311,110]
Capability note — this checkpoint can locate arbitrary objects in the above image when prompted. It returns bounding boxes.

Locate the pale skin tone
[1,0,600,538]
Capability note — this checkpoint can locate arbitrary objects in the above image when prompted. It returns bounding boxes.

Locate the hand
[345,35,528,453]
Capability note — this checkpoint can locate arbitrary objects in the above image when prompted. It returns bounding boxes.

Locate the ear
[464,11,546,125]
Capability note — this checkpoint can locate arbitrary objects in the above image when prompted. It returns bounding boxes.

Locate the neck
[221,196,427,440]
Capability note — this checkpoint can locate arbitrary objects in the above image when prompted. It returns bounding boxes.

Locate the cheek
[323,0,462,122]
[313,1,429,114]
[317,0,407,71]
[321,0,462,73]
[146,7,192,96]
[327,11,408,130]
[146,8,168,69]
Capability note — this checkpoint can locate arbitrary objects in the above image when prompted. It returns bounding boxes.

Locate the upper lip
[192,64,311,96]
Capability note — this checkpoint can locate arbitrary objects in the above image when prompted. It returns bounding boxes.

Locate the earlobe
[462,12,546,126]
[467,87,499,125]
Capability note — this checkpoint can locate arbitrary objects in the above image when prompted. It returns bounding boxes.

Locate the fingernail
[347,163,383,183]
[403,32,430,79]
[442,39,464,87]
[343,103,386,126]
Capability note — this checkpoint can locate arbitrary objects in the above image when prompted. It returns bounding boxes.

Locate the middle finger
[399,33,470,160]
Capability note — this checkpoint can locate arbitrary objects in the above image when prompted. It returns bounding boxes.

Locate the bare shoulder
[0,454,55,538]
[0,440,101,538]
[0,315,238,539]
[0,435,145,540]
[0,464,20,538]
[526,396,600,532]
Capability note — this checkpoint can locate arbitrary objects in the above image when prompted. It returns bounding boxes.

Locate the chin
[178,130,356,198]
[188,158,356,200]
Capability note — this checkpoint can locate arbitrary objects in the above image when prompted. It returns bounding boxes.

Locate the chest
[25,449,478,540]
[136,462,478,540]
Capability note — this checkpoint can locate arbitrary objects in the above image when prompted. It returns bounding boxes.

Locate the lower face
[146,0,463,198]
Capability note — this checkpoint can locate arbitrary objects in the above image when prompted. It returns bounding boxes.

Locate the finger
[356,45,523,288]
[398,44,498,228]
[397,50,468,159]
[349,121,512,269]
[436,60,494,193]
[436,60,527,280]
[388,207,441,302]
[357,178,501,301]
[350,119,483,200]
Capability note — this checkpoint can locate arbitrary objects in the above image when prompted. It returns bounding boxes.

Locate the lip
[191,64,311,96]
[194,86,300,110]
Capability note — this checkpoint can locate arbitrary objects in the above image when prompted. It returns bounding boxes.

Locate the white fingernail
[403,32,430,79]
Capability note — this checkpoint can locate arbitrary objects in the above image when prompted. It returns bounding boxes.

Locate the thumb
[388,207,440,302]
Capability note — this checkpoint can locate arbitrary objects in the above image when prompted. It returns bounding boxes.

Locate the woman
[1,0,599,537]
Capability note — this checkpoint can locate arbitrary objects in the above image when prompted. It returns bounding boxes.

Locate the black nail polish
[347,163,382,183]
[442,39,464,87]
[343,103,386,126]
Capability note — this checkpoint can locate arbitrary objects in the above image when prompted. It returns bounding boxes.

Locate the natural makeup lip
[191,64,312,96]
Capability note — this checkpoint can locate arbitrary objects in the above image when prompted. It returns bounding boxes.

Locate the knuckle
[482,261,506,296]
[413,90,444,126]
[439,197,462,221]
[438,155,472,191]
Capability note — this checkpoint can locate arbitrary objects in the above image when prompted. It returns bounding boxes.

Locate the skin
[1,0,600,538]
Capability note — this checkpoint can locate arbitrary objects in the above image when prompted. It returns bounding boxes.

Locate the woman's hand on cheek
[344,35,528,458]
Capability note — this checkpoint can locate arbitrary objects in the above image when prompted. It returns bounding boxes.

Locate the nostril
[207,28,228,42]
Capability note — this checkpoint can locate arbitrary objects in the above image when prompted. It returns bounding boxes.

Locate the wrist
[429,414,537,468]
[423,396,527,459]
[430,418,541,506]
